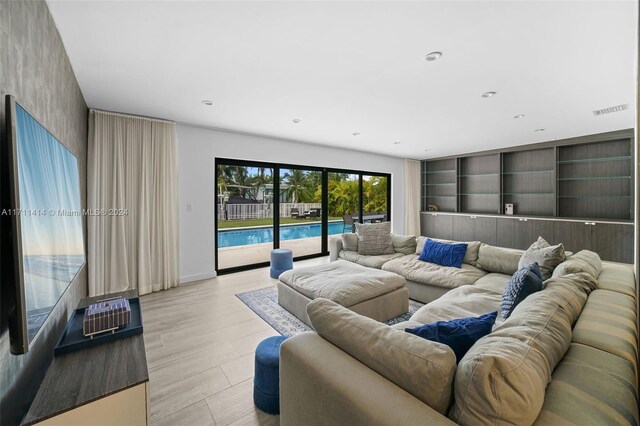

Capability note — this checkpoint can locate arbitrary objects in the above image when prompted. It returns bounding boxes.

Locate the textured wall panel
[0,1,88,425]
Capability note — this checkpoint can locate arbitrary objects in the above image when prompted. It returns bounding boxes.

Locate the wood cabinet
[421,213,453,240]
[422,212,633,263]
[23,290,149,426]
[497,217,554,250]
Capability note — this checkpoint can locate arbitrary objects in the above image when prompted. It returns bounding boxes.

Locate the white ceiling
[47,1,637,159]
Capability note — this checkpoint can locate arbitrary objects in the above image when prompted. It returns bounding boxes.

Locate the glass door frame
[215,157,391,274]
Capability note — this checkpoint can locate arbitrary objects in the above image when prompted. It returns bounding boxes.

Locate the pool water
[218,221,345,248]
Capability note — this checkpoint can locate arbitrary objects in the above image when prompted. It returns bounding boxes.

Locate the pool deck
[218,236,333,269]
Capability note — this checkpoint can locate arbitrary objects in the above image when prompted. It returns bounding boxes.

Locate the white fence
[218,203,322,220]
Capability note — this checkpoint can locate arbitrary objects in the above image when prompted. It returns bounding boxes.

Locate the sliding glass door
[215,159,391,273]
[278,168,323,258]
[216,163,274,270]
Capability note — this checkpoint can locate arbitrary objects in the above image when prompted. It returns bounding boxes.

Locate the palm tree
[282,169,312,203]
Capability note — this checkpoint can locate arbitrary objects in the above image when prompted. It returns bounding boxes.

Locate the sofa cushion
[355,222,394,255]
[382,254,487,289]
[410,285,502,325]
[501,262,544,320]
[552,249,602,280]
[472,272,512,295]
[449,273,596,426]
[416,236,481,266]
[597,262,637,298]
[534,343,639,426]
[572,289,638,370]
[279,260,406,306]
[406,311,497,363]
[338,250,403,269]
[518,236,566,280]
[476,243,524,275]
[307,298,457,415]
[419,239,468,268]
[391,234,417,255]
[341,233,358,251]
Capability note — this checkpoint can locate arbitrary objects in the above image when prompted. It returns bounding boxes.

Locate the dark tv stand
[21,290,149,425]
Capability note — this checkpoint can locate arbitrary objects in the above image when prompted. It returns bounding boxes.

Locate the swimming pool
[218,221,345,248]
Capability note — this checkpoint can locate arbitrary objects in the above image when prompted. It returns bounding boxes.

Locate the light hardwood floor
[141,257,329,426]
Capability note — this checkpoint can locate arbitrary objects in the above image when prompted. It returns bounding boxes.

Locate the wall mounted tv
[4,95,85,355]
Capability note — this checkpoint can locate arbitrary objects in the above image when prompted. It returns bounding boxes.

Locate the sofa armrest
[280,332,456,426]
[329,236,343,261]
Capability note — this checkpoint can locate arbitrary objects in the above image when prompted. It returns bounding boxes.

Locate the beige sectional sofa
[330,234,522,303]
[284,241,639,425]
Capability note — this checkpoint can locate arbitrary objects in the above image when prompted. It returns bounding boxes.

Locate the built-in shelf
[424,182,456,186]
[557,155,631,164]
[458,173,499,177]
[424,169,456,174]
[422,131,634,222]
[557,176,631,181]
[502,169,554,175]
[460,193,500,196]
[558,195,632,199]
[504,192,554,196]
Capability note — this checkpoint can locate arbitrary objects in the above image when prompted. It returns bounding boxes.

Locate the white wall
[177,124,406,283]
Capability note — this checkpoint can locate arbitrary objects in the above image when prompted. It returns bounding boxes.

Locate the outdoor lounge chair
[290,208,301,218]
[342,215,357,232]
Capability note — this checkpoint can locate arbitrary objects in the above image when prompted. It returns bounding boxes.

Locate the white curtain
[87,110,179,296]
[403,159,421,236]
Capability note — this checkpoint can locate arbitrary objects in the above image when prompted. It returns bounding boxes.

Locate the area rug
[236,286,424,337]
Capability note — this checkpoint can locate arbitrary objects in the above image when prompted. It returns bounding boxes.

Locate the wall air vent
[592,104,628,116]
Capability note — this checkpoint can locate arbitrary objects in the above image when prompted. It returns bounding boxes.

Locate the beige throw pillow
[307,298,456,414]
[518,236,566,280]
[476,244,524,275]
[391,234,417,254]
[356,222,394,255]
[341,233,358,251]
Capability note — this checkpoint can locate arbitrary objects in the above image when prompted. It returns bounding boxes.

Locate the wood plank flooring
[141,257,328,426]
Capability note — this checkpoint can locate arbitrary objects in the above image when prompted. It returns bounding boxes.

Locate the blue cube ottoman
[270,249,293,279]
[254,335,288,414]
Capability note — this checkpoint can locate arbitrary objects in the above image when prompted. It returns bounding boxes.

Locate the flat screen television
[4,95,85,354]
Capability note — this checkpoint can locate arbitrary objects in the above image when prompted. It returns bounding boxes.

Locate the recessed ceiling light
[352,132,360,136]
[202,100,214,106]
[292,119,301,124]
[534,128,545,132]
[393,142,401,145]
[481,91,497,98]
[425,51,443,62]
[513,114,525,119]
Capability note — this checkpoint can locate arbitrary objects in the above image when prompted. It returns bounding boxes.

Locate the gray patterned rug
[236,286,424,337]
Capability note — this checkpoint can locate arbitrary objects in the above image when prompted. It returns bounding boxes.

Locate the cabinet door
[497,218,553,250]
[591,223,634,263]
[552,221,593,254]
[452,215,474,241]
[473,217,497,245]
[421,213,454,240]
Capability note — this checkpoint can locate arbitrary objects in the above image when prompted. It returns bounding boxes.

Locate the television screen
[9,98,85,350]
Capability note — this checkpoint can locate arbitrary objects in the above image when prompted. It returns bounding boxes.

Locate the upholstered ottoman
[270,248,293,278]
[254,335,287,414]
[277,260,408,327]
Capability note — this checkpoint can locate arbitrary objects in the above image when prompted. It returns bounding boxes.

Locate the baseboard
[180,272,217,284]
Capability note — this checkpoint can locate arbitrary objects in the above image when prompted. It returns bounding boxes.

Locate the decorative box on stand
[83,296,131,337]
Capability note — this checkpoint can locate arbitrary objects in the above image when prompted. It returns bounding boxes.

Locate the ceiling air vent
[593,104,628,116]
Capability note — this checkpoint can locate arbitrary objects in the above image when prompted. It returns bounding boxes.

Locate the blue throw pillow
[501,262,544,320]
[418,238,468,268]
[405,311,497,363]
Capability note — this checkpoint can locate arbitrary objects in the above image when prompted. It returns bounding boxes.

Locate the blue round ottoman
[270,249,293,278]
[254,335,288,414]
